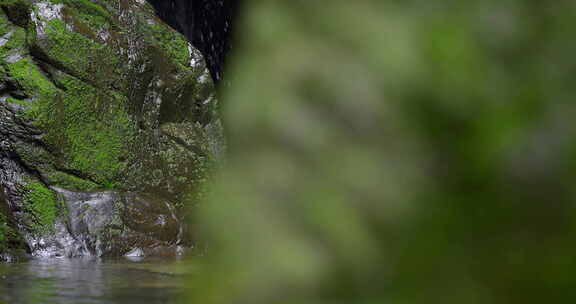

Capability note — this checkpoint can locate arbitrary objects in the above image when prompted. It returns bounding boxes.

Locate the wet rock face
[0,0,222,259]
[33,189,188,258]
[147,0,240,83]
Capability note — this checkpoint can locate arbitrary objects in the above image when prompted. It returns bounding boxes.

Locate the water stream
[0,257,190,304]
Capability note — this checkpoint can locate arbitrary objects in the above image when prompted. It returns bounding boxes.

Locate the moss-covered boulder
[0,0,221,259]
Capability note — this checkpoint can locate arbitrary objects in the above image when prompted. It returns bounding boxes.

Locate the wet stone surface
[25,189,189,259]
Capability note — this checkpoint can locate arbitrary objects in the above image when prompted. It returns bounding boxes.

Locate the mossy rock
[0,0,221,257]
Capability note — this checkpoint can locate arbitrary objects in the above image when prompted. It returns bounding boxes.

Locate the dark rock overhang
[147,0,241,84]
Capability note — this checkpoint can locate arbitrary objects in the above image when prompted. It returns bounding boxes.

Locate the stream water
[0,257,190,304]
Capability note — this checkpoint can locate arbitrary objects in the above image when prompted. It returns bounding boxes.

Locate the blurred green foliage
[189,1,576,303]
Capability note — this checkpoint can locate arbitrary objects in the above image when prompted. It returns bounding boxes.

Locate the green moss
[41,19,103,78]
[4,96,26,106]
[12,143,55,176]
[6,57,56,96]
[50,0,112,30]
[147,24,191,67]
[12,138,103,192]
[22,182,58,233]
[26,74,133,187]
[45,171,100,192]
[0,26,26,58]
[0,4,134,189]
[0,15,53,101]
[32,16,121,90]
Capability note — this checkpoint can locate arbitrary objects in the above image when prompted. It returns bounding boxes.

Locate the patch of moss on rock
[6,57,54,95]
[50,0,113,30]
[0,27,26,58]
[146,23,191,67]
[22,182,58,233]
[44,171,100,192]
[29,73,133,185]
[35,17,119,86]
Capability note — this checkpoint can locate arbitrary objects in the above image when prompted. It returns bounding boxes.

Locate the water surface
[0,257,190,304]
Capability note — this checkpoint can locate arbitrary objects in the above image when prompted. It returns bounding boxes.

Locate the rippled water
[0,257,190,304]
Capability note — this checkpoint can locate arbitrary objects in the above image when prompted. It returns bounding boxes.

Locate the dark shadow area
[147,0,241,84]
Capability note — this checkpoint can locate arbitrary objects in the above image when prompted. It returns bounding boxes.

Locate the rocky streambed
[0,0,223,260]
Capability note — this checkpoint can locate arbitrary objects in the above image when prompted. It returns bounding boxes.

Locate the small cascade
[24,188,188,258]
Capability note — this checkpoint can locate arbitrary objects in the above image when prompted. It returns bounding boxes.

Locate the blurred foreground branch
[190,1,576,303]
